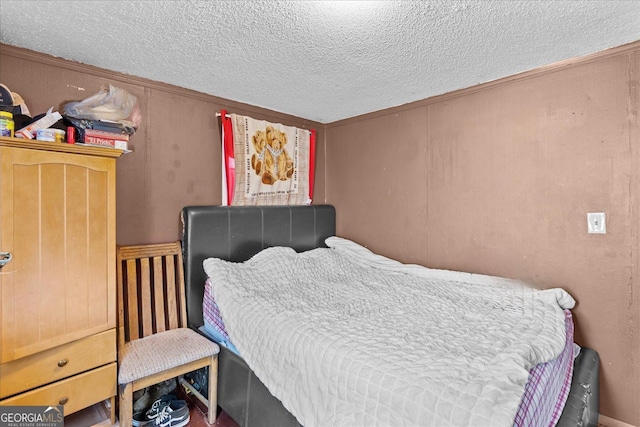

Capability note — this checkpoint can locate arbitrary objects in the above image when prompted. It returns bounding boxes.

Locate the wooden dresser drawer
[0,362,116,416]
[0,329,115,398]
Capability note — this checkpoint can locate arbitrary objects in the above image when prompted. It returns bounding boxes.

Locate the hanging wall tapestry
[220,110,315,206]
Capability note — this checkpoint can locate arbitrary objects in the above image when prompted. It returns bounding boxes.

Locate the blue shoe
[152,400,190,427]
[132,411,151,426]
[145,394,177,420]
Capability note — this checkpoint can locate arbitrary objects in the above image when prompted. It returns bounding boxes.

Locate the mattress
[202,238,577,426]
[204,278,240,355]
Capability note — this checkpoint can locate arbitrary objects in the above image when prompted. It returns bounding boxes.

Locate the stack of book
[76,120,129,151]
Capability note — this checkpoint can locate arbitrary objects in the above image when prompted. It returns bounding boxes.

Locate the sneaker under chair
[116,242,219,427]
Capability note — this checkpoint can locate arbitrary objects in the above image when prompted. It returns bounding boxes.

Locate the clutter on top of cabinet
[0,83,30,116]
[0,111,14,137]
[0,82,139,152]
[63,84,140,151]
[64,84,138,123]
[1,82,66,141]
[16,107,63,139]
[0,83,30,137]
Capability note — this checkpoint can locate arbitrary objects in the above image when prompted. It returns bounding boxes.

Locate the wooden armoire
[0,137,121,421]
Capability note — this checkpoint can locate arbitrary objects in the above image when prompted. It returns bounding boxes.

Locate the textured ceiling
[1,1,639,123]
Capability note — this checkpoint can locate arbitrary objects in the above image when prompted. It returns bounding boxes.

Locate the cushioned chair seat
[118,328,220,384]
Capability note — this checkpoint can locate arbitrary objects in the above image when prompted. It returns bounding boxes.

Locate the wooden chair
[116,242,219,427]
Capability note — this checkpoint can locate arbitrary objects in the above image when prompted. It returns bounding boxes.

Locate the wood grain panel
[65,164,90,332]
[11,162,41,356]
[1,143,117,362]
[152,257,166,333]
[87,168,109,329]
[0,329,115,398]
[139,258,153,337]
[0,363,116,416]
[40,164,66,343]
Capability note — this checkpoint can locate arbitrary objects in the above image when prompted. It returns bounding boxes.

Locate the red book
[82,135,128,150]
[83,128,129,141]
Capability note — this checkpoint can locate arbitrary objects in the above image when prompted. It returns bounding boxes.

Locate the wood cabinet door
[0,146,116,363]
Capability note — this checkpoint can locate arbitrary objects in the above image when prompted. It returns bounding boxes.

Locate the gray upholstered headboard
[180,205,336,329]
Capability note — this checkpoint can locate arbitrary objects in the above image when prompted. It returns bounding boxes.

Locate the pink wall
[325,42,640,425]
[0,45,325,246]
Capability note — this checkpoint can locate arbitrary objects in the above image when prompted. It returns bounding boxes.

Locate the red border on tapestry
[220,110,235,205]
[309,129,316,203]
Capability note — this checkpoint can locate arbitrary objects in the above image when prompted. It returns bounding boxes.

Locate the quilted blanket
[203,240,574,427]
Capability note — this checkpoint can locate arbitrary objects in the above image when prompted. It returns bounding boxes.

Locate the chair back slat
[165,255,179,330]
[152,256,167,333]
[139,257,153,338]
[125,258,141,342]
[116,242,187,348]
[176,255,187,327]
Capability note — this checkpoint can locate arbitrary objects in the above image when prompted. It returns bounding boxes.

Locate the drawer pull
[57,359,68,367]
[59,397,68,405]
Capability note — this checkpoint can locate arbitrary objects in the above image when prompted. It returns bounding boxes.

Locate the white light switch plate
[587,212,606,234]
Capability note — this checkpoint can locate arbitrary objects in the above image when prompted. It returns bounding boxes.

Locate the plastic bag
[63,84,137,122]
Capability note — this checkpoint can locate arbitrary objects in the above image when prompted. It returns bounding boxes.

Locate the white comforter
[203,237,574,427]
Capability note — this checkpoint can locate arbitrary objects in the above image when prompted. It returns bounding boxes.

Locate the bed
[181,205,600,427]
